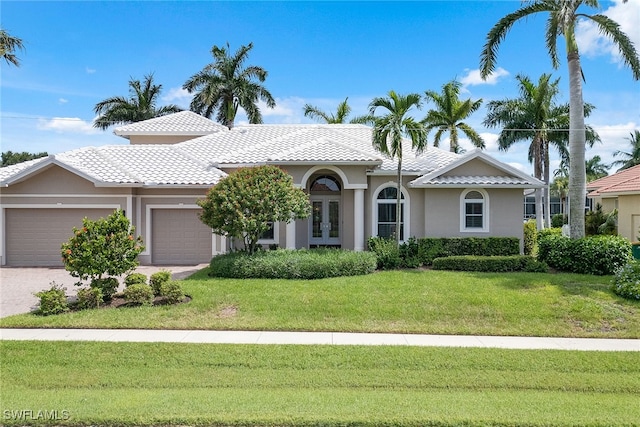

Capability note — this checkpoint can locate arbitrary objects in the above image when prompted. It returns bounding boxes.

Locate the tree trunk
[396,159,402,247]
[543,139,551,228]
[534,137,543,231]
[567,51,587,239]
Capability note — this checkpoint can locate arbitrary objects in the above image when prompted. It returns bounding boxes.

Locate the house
[587,164,640,242]
[0,111,544,267]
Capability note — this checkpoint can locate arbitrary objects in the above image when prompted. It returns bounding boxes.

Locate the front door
[310,196,340,246]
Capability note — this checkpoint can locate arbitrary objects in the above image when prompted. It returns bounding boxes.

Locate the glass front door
[310,196,340,245]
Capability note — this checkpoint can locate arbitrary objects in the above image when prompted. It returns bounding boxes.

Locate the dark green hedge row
[537,234,632,275]
[209,249,377,279]
[432,255,548,273]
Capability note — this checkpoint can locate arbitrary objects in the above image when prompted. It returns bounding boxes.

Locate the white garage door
[5,208,115,267]
[151,209,212,265]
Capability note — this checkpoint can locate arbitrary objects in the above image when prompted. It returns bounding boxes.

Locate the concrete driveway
[0,265,208,318]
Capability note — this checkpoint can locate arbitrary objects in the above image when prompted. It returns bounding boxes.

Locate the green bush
[538,234,632,275]
[34,283,68,316]
[398,237,421,268]
[432,255,548,273]
[76,287,103,310]
[159,281,185,304]
[124,273,147,287]
[551,213,567,228]
[123,283,154,306]
[538,227,562,239]
[416,237,520,266]
[612,260,640,300]
[367,237,401,270]
[149,270,172,296]
[209,249,376,279]
[523,219,537,256]
[90,277,119,301]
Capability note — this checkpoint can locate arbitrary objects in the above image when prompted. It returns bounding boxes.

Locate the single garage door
[151,209,212,265]
[5,208,115,267]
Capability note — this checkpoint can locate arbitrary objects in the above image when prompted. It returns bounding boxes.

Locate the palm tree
[422,80,484,153]
[483,73,599,228]
[183,42,275,129]
[585,155,609,181]
[0,28,24,67]
[303,97,371,124]
[480,0,640,239]
[369,91,427,246]
[611,130,640,171]
[93,74,182,130]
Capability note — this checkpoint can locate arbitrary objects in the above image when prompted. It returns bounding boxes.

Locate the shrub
[538,234,632,275]
[61,209,144,285]
[399,237,421,268]
[367,237,401,270]
[416,237,520,266]
[612,260,640,300]
[538,227,562,239]
[209,249,376,279]
[432,255,548,273]
[124,273,147,287]
[551,213,567,228]
[34,283,68,316]
[90,277,119,301]
[76,287,103,310]
[159,281,185,304]
[523,219,537,256]
[150,270,172,296]
[123,283,154,306]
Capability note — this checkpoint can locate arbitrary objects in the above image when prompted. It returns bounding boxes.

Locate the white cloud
[576,0,640,65]
[460,67,509,87]
[162,87,191,108]
[37,117,99,135]
[58,98,68,104]
[85,67,96,74]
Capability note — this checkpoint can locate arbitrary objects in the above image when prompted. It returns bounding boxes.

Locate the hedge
[432,255,548,273]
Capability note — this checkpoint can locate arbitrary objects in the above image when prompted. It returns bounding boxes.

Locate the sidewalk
[1,328,638,351]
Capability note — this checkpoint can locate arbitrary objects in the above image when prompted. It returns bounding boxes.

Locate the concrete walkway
[1,328,638,351]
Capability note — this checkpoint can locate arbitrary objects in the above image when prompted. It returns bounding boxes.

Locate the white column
[354,188,365,251]
[286,220,296,249]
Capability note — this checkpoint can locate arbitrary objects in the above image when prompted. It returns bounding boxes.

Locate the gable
[2,164,103,195]
[441,158,508,177]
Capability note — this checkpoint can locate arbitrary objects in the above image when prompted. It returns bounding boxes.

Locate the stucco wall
[618,194,640,242]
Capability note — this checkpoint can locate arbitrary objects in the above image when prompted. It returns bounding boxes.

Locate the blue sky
[1,0,639,175]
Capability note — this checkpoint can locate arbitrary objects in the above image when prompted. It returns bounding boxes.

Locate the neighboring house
[587,164,640,242]
[0,111,544,267]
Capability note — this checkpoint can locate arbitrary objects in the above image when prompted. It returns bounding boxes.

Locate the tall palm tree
[183,42,275,129]
[480,0,640,238]
[585,155,609,181]
[483,73,599,228]
[0,28,24,67]
[422,80,484,153]
[369,91,427,246]
[303,97,370,124]
[611,130,640,171]
[93,74,182,130]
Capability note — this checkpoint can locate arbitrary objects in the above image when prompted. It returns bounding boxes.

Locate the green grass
[2,341,639,426]
[3,268,638,338]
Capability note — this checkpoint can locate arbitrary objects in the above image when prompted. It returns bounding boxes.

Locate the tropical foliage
[480,0,640,239]
[369,91,427,245]
[611,130,640,171]
[93,74,182,130]
[198,165,310,254]
[303,97,370,124]
[183,42,275,129]
[422,80,484,153]
[1,151,48,167]
[0,28,24,67]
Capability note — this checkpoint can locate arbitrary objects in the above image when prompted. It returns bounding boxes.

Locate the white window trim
[460,188,490,233]
[257,221,280,245]
[371,182,410,242]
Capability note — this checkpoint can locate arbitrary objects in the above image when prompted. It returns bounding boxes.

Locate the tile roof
[413,175,538,186]
[113,111,227,136]
[588,164,640,196]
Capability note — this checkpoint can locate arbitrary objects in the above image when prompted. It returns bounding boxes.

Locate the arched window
[310,176,341,192]
[376,186,405,240]
[460,189,489,232]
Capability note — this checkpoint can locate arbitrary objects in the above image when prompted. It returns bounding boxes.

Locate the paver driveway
[0,265,207,318]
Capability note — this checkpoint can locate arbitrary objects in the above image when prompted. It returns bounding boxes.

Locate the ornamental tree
[61,209,144,285]
[198,165,310,254]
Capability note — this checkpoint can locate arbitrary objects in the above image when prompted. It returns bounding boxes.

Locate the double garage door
[4,208,213,267]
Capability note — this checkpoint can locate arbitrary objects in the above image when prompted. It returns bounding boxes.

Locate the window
[376,186,405,240]
[310,176,341,192]
[258,222,278,243]
[461,189,489,232]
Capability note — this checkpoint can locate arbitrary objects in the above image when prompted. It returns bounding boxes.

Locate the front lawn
[3,268,639,338]
[1,341,639,426]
